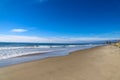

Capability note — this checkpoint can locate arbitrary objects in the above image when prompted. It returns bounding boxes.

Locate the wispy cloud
[11,29,28,33]
[0,34,119,43]
[0,35,49,43]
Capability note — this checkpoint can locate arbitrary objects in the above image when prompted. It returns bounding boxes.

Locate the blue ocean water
[0,42,104,67]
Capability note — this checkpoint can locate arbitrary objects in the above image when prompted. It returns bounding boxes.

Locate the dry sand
[114,42,120,47]
[0,45,120,80]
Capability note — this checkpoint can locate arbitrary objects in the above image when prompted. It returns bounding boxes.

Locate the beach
[0,45,120,80]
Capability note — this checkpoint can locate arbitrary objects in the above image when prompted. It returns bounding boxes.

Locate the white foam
[0,45,92,60]
[0,48,59,60]
[0,46,51,50]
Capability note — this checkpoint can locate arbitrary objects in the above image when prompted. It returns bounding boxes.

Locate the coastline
[0,45,120,80]
[0,45,97,67]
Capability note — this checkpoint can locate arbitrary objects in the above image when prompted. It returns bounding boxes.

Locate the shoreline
[0,45,99,67]
[0,45,120,80]
[0,46,106,68]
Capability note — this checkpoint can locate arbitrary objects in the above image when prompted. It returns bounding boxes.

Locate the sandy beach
[0,45,120,80]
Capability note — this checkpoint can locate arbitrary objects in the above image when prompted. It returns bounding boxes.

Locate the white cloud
[11,29,28,33]
[0,34,119,43]
[0,35,47,43]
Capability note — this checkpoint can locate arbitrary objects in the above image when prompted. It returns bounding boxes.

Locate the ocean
[0,42,104,67]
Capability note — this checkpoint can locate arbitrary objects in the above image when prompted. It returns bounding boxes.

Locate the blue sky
[0,0,120,42]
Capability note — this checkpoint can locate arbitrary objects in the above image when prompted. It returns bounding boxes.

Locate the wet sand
[0,45,120,80]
